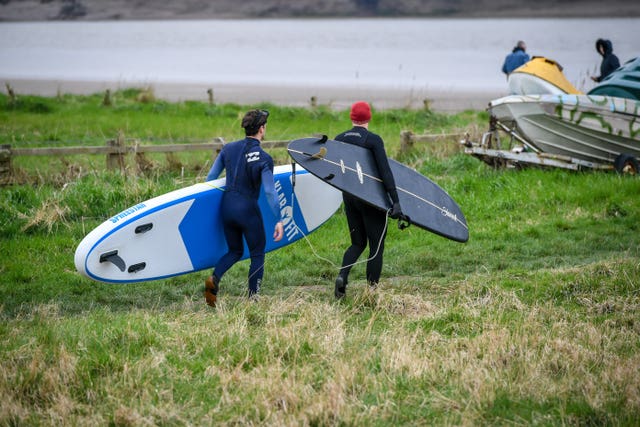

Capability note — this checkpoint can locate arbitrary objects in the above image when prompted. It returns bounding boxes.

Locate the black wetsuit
[334,126,399,285]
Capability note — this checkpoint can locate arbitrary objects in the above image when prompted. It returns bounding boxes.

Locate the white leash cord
[290,181,391,271]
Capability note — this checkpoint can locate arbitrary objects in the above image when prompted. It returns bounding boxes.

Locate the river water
[0,18,638,108]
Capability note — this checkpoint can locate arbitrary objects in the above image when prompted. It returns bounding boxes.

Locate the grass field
[1,90,639,425]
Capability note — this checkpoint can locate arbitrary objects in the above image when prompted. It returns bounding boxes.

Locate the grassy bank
[0,89,480,178]
[1,90,639,425]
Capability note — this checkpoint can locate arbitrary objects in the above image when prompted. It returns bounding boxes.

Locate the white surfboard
[74,164,342,283]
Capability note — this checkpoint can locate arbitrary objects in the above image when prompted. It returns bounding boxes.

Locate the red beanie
[350,101,371,124]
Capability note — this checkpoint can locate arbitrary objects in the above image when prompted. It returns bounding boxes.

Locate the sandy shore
[3,78,505,112]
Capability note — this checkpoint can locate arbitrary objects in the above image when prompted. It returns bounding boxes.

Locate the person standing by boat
[333,101,403,299]
[204,109,284,307]
[502,40,530,76]
[590,39,621,83]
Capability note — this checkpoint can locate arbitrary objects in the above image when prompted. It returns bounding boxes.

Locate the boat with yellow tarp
[508,56,582,95]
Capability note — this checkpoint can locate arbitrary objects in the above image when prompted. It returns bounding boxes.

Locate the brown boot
[204,275,219,307]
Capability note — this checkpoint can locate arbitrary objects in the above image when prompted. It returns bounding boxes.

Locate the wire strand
[213,172,390,293]
[290,179,390,271]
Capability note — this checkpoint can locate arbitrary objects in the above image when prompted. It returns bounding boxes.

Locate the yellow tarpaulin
[512,57,582,94]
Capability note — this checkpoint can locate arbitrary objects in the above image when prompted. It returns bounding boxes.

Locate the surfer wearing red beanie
[333,101,403,299]
[350,100,372,124]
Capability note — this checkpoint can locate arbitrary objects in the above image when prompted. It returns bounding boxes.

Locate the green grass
[1,90,639,425]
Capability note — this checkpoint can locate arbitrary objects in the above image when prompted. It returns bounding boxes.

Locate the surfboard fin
[299,146,327,160]
[315,135,328,144]
[128,262,146,273]
[99,250,126,272]
[134,223,153,234]
[311,147,327,159]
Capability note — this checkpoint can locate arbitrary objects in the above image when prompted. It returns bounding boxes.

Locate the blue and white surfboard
[74,164,342,283]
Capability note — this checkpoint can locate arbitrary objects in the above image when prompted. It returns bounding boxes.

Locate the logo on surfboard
[440,206,458,222]
[274,180,299,242]
[110,203,147,224]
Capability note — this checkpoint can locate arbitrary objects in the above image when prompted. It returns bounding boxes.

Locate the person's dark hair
[242,110,269,136]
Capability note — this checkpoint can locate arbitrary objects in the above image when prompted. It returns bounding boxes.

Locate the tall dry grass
[2,258,639,425]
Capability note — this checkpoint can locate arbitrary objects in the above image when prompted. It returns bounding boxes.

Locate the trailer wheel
[614,154,639,175]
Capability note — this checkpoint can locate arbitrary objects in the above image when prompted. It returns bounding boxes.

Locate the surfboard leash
[289,162,339,267]
[288,181,391,271]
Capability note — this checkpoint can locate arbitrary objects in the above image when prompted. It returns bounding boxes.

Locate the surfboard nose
[74,240,88,277]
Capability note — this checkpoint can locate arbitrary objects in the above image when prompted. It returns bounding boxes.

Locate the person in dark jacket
[502,40,530,76]
[591,38,621,83]
[333,101,403,299]
[204,109,284,307]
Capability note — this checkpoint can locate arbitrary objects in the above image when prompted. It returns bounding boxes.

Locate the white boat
[466,94,640,173]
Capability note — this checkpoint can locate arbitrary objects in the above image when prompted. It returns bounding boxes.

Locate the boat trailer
[461,116,614,172]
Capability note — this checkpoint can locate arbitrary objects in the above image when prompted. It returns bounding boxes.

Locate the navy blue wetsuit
[206,137,280,295]
[335,126,399,285]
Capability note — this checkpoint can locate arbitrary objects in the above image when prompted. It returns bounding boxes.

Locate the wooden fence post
[5,83,16,106]
[102,89,112,107]
[106,131,126,172]
[133,140,154,175]
[211,137,225,161]
[400,130,414,154]
[0,144,12,183]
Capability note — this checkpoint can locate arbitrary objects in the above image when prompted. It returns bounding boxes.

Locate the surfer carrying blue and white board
[203,109,284,306]
[333,101,404,299]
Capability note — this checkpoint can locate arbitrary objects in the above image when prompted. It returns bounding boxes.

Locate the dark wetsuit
[206,137,280,295]
[335,126,399,285]
[594,39,621,83]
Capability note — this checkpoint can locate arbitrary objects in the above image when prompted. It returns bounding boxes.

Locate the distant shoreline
[3,78,505,112]
[1,0,639,22]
